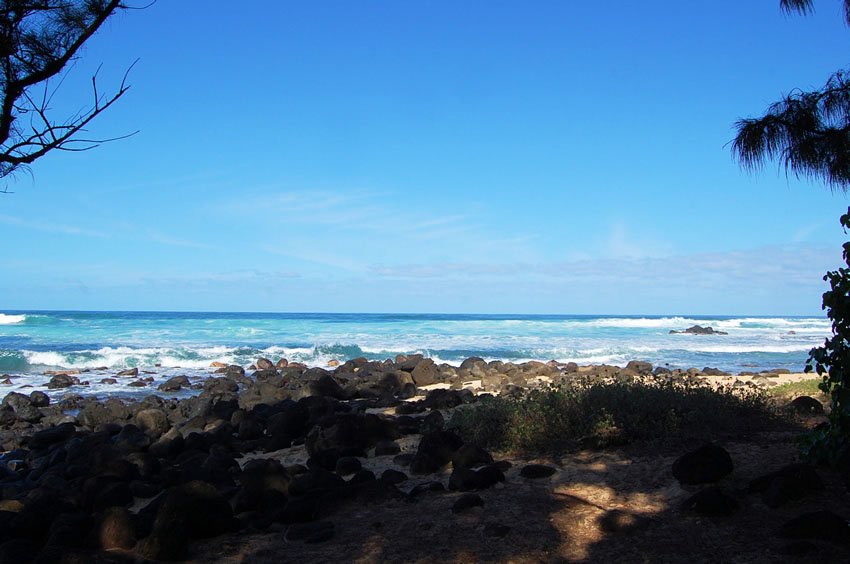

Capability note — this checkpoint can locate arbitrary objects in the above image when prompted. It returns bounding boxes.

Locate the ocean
[0,311,832,399]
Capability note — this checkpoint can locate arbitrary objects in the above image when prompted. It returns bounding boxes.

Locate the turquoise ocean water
[0,311,832,398]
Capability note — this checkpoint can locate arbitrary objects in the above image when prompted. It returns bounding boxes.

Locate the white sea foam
[0,313,26,325]
[579,317,696,328]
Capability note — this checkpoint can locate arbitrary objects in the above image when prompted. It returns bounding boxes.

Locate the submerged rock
[669,325,728,336]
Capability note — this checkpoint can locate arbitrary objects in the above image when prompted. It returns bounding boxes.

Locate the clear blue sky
[1,0,848,315]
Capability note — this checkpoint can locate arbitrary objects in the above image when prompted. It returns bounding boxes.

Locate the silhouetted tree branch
[732,1,850,190]
[0,0,137,180]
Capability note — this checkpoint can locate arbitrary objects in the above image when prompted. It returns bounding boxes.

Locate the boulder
[97,507,137,550]
[625,360,653,375]
[374,440,401,456]
[748,463,825,508]
[669,325,728,336]
[335,456,362,476]
[158,375,190,392]
[117,367,139,377]
[305,413,398,457]
[203,377,238,396]
[452,493,484,514]
[395,354,423,372]
[2,392,42,422]
[789,396,825,415]
[148,480,234,539]
[672,444,733,485]
[448,464,504,491]
[135,409,170,438]
[411,359,440,386]
[46,373,78,389]
[27,421,76,450]
[380,469,408,485]
[460,357,485,370]
[451,444,493,469]
[410,430,464,475]
[256,358,274,370]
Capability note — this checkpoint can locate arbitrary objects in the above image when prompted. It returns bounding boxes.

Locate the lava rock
[789,396,825,415]
[749,463,825,508]
[671,444,733,485]
[452,493,484,514]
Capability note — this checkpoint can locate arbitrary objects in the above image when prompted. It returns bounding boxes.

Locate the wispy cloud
[0,213,109,238]
[371,244,835,288]
[147,231,215,249]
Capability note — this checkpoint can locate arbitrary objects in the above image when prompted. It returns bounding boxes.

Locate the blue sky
[1,0,849,315]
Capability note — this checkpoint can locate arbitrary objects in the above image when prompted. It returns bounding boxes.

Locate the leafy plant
[804,207,850,465]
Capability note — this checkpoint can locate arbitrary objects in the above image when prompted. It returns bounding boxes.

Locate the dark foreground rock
[0,354,833,562]
[672,444,734,485]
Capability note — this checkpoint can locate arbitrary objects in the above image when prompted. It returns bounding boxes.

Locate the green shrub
[804,208,850,466]
[448,377,778,455]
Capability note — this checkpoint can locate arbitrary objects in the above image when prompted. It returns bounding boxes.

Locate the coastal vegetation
[449,377,780,455]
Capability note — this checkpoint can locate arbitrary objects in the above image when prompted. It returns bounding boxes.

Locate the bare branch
[0,1,144,180]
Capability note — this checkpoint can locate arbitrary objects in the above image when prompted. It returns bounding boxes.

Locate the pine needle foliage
[735,1,850,464]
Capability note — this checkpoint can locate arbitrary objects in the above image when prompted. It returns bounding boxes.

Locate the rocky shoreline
[0,355,836,562]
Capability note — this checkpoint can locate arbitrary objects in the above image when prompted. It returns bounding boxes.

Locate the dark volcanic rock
[410,430,464,475]
[672,444,733,485]
[452,493,484,514]
[97,507,137,550]
[46,373,78,389]
[452,444,493,469]
[789,396,825,415]
[29,390,49,407]
[158,375,190,392]
[117,367,139,377]
[135,408,169,438]
[305,413,398,457]
[749,463,825,508]
[335,456,362,476]
[141,480,234,558]
[411,359,440,386]
[2,392,42,422]
[374,440,401,456]
[380,469,408,485]
[448,464,504,491]
[27,421,75,450]
[669,325,728,336]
